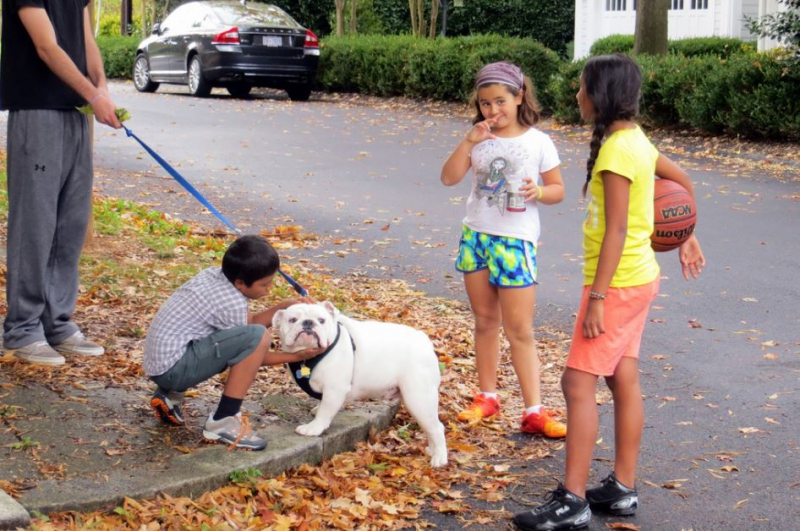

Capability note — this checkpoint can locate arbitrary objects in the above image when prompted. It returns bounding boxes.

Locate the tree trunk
[409,0,418,36]
[428,0,439,39]
[349,0,357,34]
[440,0,448,36]
[334,0,345,36]
[416,0,426,36]
[141,0,148,37]
[634,0,669,55]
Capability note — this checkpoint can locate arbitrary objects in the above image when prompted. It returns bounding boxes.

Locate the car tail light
[212,27,240,44]
[304,30,319,49]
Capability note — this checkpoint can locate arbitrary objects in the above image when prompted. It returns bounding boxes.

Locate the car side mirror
[151,22,161,35]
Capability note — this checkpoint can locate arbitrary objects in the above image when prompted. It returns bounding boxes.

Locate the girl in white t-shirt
[441,61,566,438]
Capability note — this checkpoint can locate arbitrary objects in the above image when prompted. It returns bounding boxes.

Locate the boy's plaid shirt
[143,267,249,376]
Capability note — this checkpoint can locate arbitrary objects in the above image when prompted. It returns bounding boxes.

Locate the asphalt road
[5,81,799,529]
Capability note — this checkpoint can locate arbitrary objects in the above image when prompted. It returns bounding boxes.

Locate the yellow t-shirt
[582,126,660,287]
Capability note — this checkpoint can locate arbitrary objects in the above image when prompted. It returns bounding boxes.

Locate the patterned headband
[475,62,524,90]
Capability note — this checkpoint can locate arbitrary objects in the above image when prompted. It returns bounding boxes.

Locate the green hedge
[549,51,800,140]
[590,34,754,58]
[546,58,585,124]
[318,34,562,109]
[97,35,139,80]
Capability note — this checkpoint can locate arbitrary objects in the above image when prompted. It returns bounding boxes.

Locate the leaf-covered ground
[0,166,574,530]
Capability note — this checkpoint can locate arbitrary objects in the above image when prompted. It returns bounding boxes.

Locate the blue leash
[123,125,308,297]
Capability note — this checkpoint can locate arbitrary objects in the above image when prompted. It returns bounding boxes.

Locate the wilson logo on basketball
[651,179,697,252]
[660,205,693,219]
[654,224,695,241]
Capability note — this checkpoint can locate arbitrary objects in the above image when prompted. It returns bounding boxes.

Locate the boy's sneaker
[52,332,105,356]
[457,393,500,421]
[151,389,185,426]
[586,472,638,516]
[12,341,66,366]
[512,485,591,531]
[203,412,267,451]
[521,409,567,439]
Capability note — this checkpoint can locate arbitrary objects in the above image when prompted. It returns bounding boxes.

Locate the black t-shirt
[0,0,90,110]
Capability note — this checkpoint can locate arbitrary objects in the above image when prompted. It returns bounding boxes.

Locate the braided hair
[581,54,642,197]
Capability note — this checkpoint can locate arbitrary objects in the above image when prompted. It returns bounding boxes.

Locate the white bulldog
[272,301,448,467]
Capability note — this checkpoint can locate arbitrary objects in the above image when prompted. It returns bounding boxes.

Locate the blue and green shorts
[455,226,538,287]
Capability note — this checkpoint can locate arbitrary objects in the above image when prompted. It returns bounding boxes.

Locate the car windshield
[210,2,300,28]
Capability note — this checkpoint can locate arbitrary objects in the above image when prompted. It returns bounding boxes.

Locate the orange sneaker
[521,409,567,438]
[458,393,501,421]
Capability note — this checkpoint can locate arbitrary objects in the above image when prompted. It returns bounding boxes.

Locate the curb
[6,399,399,520]
[0,491,29,531]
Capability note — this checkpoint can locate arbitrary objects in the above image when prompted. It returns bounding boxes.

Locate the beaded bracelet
[588,291,606,300]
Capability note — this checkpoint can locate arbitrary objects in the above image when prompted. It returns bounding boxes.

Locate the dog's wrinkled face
[272,302,338,353]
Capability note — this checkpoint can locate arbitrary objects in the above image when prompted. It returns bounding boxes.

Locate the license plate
[262,36,282,47]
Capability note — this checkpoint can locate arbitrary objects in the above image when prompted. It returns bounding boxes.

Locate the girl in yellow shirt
[513,54,706,530]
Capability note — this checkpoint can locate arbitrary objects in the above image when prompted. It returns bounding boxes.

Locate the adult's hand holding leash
[91,90,123,129]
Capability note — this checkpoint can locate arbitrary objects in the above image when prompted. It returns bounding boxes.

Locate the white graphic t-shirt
[464,128,560,244]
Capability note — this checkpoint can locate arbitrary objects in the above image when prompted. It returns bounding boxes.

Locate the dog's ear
[272,309,286,329]
[320,300,338,317]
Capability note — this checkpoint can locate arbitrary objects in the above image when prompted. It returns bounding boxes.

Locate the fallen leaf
[606,523,641,530]
[739,427,763,434]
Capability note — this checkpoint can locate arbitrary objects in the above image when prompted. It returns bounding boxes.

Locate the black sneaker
[512,485,591,530]
[586,472,638,516]
[151,389,185,426]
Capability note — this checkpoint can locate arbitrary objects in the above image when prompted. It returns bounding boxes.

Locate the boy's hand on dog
[295,346,326,361]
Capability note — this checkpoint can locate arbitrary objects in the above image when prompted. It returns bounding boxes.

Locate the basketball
[651,179,696,252]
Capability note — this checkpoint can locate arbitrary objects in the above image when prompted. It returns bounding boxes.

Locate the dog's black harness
[288,323,354,400]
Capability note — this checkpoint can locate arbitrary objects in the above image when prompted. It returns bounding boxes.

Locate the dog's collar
[288,322,354,400]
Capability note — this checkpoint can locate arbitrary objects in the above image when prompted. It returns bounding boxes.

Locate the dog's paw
[296,422,326,437]
[427,447,448,468]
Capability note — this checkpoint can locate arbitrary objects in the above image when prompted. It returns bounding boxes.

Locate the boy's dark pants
[151,325,265,393]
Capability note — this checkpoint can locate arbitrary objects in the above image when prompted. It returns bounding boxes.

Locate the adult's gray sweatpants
[3,109,92,349]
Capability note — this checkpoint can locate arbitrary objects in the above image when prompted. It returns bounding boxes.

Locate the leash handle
[124,125,309,297]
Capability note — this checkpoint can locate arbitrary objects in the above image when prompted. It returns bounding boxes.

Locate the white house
[574,0,789,59]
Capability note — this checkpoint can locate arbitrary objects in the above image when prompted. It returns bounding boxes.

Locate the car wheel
[187,56,212,97]
[133,54,159,93]
[286,84,312,102]
[227,84,252,98]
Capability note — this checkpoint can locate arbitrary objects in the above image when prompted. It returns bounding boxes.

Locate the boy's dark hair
[221,235,279,286]
[581,53,642,196]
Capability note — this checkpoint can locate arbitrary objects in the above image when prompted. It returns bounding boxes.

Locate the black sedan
[132,0,319,100]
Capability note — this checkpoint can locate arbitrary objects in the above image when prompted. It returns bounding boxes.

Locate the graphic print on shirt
[474,138,528,216]
[476,156,510,214]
